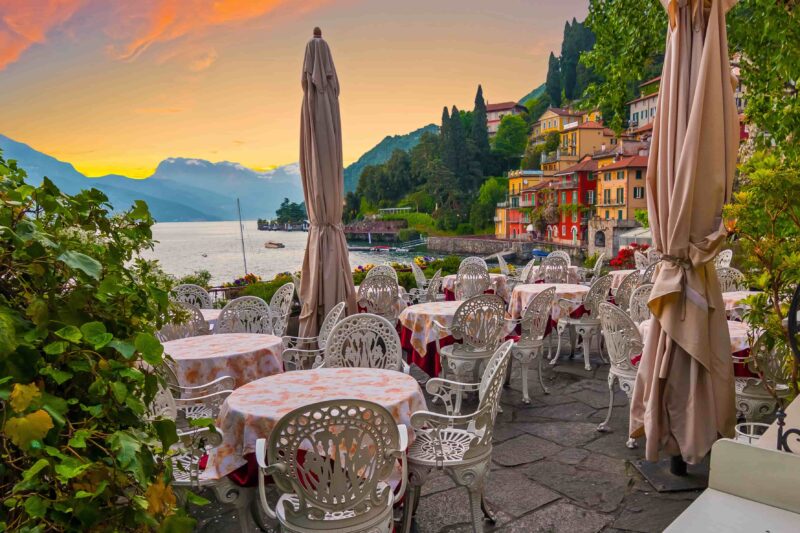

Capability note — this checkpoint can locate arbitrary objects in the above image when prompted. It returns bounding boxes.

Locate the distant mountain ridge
[343,124,438,193]
[518,83,546,105]
[0,134,304,222]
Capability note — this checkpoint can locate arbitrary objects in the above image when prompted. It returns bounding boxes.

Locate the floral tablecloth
[200,308,221,329]
[530,265,580,284]
[162,333,283,388]
[441,273,510,301]
[721,290,761,311]
[610,269,638,290]
[638,319,752,355]
[205,368,426,479]
[509,283,590,321]
[398,301,466,356]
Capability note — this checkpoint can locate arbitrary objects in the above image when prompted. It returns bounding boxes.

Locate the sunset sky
[0,0,587,177]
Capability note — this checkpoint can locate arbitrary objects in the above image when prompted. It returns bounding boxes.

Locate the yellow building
[594,155,648,221]
[532,107,582,141]
[541,121,617,174]
[494,170,545,238]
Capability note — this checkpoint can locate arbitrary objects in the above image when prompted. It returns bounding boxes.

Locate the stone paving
[194,354,701,533]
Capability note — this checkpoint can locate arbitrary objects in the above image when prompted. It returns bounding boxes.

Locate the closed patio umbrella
[629,0,738,465]
[298,28,357,337]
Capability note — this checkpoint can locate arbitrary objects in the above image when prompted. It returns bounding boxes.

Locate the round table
[441,273,509,301]
[610,269,638,290]
[162,333,283,389]
[509,283,590,321]
[205,368,426,479]
[398,301,464,358]
[200,308,221,329]
[638,319,752,355]
[721,290,761,312]
[530,265,580,284]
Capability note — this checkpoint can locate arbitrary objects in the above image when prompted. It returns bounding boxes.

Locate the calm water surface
[141,221,434,285]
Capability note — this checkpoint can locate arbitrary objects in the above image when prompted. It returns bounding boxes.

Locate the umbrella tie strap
[661,254,691,320]
[310,222,344,230]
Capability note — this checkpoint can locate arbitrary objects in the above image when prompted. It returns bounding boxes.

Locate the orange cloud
[0,0,84,70]
[111,0,330,61]
[188,48,218,72]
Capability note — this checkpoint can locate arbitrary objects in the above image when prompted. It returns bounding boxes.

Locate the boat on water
[264,241,285,249]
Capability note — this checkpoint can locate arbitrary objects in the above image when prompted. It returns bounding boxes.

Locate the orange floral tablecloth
[441,273,510,301]
[530,265,580,284]
[721,290,761,311]
[205,367,426,479]
[398,301,464,356]
[199,308,221,329]
[609,269,638,290]
[509,283,590,321]
[162,333,283,388]
[638,319,752,354]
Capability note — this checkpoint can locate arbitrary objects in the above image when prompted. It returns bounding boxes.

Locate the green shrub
[397,228,420,242]
[583,252,600,270]
[176,269,212,289]
[455,223,474,235]
[239,273,294,303]
[425,255,462,276]
[0,153,195,530]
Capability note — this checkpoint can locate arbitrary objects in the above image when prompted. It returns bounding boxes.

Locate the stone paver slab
[492,434,563,467]
[518,421,603,447]
[497,501,614,533]
[524,459,629,513]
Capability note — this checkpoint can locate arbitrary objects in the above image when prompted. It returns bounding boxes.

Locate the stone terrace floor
[197,356,701,532]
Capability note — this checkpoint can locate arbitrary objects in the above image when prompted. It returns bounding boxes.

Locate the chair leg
[400,485,420,533]
[597,374,615,432]
[481,493,497,524]
[580,326,593,371]
[467,484,486,533]
[537,348,549,395]
[519,358,531,404]
[550,324,565,366]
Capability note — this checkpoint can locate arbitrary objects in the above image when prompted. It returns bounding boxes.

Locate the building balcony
[496,201,509,208]
[596,201,626,207]
[541,152,558,164]
[493,216,502,222]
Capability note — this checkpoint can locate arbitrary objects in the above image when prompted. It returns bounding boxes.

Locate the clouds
[0,0,85,70]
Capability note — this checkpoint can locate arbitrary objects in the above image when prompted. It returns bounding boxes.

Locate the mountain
[518,83,546,105]
[0,134,304,222]
[343,124,438,193]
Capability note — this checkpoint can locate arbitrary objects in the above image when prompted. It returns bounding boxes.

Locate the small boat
[370,245,391,252]
[201,253,208,258]
[264,241,285,249]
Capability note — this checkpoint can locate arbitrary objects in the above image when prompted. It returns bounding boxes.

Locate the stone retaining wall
[428,236,583,261]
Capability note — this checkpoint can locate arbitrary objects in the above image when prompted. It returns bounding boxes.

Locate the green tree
[469,177,508,232]
[471,85,492,172]
[524,93,550,127]
[493,115,528,167]
[546,52,563,107]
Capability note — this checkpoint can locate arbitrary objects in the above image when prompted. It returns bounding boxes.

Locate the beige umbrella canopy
[629,0,739,464]
[298,28,357,337]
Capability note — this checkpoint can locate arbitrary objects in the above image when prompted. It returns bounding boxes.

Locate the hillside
[518,83,546,105]
[343,124,438,192]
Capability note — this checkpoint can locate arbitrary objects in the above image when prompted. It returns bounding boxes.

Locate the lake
[141,221,435,285]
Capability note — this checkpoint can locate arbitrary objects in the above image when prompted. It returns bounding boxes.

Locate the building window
[586,190,596,204]
[561,192,566,204]
[618,210,623,220]
[588,172,595,181]
[605,210,610,220]
[616,188,624,204]
[604,172,611,181]
[572,191,578,203]
[617,171,624,180]
[633,186,645,199]
[562,225,566,236]
[603,189,611,205]
[636,170,643,180]
[572,210,578,223]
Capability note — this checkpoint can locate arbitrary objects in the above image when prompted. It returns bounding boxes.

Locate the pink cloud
[0,0,85,70]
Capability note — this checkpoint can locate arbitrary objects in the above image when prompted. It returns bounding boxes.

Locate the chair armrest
[392,423,409,504]
[282,347,324,371]
[170,375,235,397]
[175,426,224,449]
[410,409,481,431]
[281,335,319,349]
[425,378,481,416]
[255,438,281,520]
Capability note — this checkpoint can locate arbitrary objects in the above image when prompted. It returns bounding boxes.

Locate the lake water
[141,221,435,285]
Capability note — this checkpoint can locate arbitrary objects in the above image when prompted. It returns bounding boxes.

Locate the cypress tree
[471,85,491,173]
[449,105,468,181]
[546,52,562,107]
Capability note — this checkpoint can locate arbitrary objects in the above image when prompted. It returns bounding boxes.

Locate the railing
[496,201,509,208]
[596,200,625,207]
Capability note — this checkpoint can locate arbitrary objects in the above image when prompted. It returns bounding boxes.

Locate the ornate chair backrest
[172,284,212,309]
[717,267,746,292]
[318,302,346,349]
[634,250,648,271]
[640,261,659,285]
[424,269,443,303]
[216,296,273,334]
[519,258,537,282]
[269,282,295,337]
[496,254,510,276]
[615,271,641,312]
[157,301,209,342]
[751,337,791,390]
[519,286,556,343]
[366,264,398,282]
[411,262,427,288]
[714,249,733,269]
[357,274,400,321]
[465,341,513,456]
[646,249,662,265]
[291,273,302,303]
[149,384,178,421]
[450,294,506,353]
[584,274,613,316]
[592,253,606,279]
[539,256,568,283]
[266,399,400,529]
[599,302,642,376]
[628,284,653,324]
[546,250,571,266]
[455,264,491,301]
[323,313,404,371]
[459,256,488,272]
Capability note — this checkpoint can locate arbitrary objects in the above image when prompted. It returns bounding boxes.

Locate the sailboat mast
[237,198,248,275]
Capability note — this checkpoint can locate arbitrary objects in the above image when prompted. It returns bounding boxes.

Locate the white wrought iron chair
[640,261,659,286]
[459,256,488,271]
[434,294,506,414]
[510,286,556,404]
[172,283,212,309]
[717,267,747,292]
[321,313,409,373]
[735,337,791,422]
[454,263,491,301]
[255,400,408,533]
[551,274,613,371]
[409,268,442,304]
[215,295,273,334]
[269,282,295,337]
[506,258,537,292]
[495,254,511,276]
[282,302,346,371]
[157,301,209,342]
[158,360,234,429]
[414,269,444,304]
[546,250,571,266]
[536,256,569,283]
[578,253,606,284]
[366,263,399,282]
[628,284,654,325]
[597,302,642,448]
[402,341,513,533]
[613,270,641,312]
[634,250,648,271]
[646,248,662,265]
[714,248,733,269]
[357,274,405,324]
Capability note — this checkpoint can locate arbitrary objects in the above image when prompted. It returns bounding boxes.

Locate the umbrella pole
[669,455,688,477]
